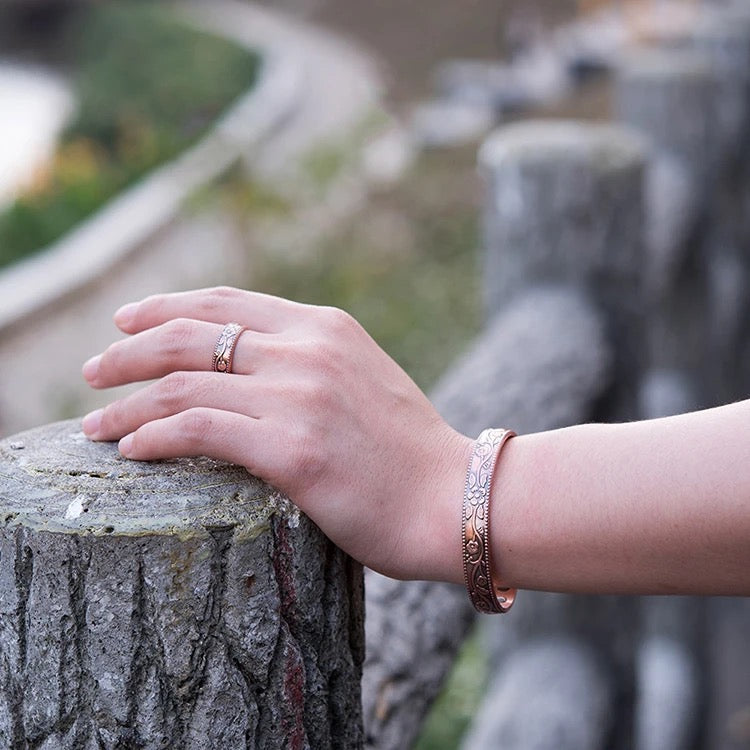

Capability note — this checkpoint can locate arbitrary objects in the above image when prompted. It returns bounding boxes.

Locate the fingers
[82,371,267,441]
[116,408,270,476]
[114,286,302,335]
[83,318,270,388]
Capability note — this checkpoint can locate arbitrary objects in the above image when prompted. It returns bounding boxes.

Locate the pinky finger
[118,407,267,476]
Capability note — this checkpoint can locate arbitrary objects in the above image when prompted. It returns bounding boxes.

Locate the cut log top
[0,419,294,538]
[616,47,713,82]
[478,119,646,175]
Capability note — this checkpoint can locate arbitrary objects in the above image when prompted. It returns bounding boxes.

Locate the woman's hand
[82,286,471,583]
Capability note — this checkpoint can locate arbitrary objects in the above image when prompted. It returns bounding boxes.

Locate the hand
[82,286,471,582]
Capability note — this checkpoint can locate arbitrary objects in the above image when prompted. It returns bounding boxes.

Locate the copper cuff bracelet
[462,428,517,614]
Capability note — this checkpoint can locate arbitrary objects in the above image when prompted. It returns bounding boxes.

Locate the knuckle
[99,402,120,432]
[138,293,165,322]
[289,378,322,410]
[178,408,214,444]
[287,422,326,480]
[155,371,192,411]
[161,318,194,357]
[291,338,339,383]
[100,340,124,375]
[320,306,356,336]
[202,286,242,313]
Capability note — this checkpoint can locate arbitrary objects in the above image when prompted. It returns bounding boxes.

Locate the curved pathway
[181,0,384,179]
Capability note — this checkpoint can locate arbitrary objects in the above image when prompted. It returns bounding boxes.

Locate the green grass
[249,148,483,391]
[0,3,258,269]
[414,631,489,750]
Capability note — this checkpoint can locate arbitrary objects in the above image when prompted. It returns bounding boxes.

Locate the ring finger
[83,318,268,388]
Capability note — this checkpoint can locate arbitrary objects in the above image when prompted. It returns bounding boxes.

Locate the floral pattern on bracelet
[462,428,517,614]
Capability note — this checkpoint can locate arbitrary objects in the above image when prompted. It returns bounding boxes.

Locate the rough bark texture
[459,121,648,750]
[615,49,717,180]
[616,27,750,750]
[478,119,646,420]
[362,286,613,750]
[615,48,716,407]
[0,421,364,750]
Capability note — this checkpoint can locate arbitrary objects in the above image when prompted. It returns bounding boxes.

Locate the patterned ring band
[462,428,517,614]
[212,323,246,374]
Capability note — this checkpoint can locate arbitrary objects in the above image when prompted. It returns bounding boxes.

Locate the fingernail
[119,433,134,457]
[82,355,101,381]
[114,302,137,328]
[81,409,103,437]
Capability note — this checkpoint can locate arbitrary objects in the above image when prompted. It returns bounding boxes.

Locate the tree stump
[0,420,364,750]
[479,119,646,418]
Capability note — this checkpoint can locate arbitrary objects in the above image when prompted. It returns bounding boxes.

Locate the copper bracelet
[462,428,517,614]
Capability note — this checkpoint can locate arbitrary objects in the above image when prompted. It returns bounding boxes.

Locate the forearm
[487,401,750,596]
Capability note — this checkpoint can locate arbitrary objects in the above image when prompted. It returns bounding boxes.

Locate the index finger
[114,286,304,335]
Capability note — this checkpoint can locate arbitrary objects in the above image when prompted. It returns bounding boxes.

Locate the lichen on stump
[0,420,364,750]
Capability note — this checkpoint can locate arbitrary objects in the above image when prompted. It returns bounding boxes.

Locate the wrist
[415,426,473,584]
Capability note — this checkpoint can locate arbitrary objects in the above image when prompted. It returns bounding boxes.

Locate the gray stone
[460,638,613,750]
[0,421,364,749]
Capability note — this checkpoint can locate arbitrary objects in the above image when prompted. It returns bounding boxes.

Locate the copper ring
[212,323,246,374]
[462,428,517,614]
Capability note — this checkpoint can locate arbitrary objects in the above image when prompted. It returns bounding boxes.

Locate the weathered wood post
[0,421,364,750]
[615,47,717,413]
[614,37,748,750]
[481,119,646,420]
[363,285,613,750]
[465,119,647,750]
[689,8,750,404]
[685,10,750,750]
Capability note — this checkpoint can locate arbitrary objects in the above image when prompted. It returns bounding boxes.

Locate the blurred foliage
[251,148,483,391]
[414,631,489,750]
[300,143,351,191]
[0,3,258,269]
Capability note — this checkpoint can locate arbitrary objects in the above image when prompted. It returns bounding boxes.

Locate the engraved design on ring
[212,323,246,374]
[462,428,517,614]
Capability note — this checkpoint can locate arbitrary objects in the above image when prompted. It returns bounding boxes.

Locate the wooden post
[615,47,716,412]
[466,119,649,750]
[0,421,364,750]
[479,119,646,421]
[363,285,614,750]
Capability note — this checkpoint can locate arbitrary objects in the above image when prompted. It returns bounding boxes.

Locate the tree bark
[0,421,364,750]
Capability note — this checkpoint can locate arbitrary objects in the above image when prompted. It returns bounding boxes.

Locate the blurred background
[1,1,749,749]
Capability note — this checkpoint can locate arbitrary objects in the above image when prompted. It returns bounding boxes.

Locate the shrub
[0,3,258,268]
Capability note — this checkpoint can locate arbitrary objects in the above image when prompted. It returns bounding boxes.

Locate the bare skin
[82,286,750,596]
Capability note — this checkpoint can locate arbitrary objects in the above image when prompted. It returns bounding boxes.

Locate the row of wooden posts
[1,3,750,749]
